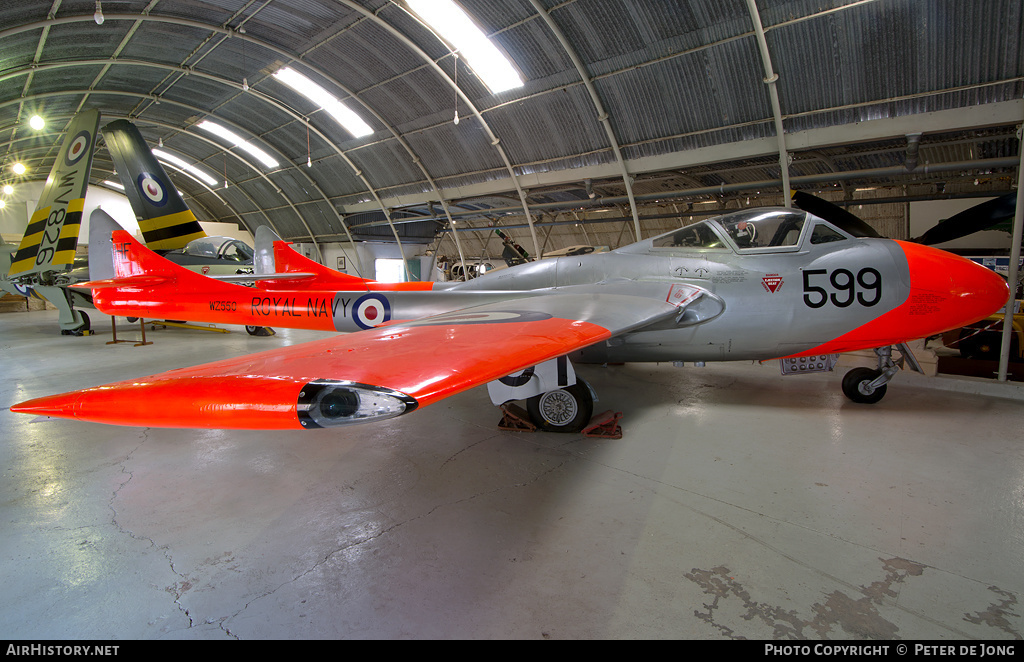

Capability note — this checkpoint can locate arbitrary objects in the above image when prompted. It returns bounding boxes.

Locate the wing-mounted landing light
[296,380,418,428]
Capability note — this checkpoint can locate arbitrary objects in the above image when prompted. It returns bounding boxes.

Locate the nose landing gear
[841,343,923,404]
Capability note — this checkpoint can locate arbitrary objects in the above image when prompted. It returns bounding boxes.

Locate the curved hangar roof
[1,0,1021,259]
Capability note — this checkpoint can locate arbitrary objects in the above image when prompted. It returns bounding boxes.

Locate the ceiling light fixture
[197,120,279,169]
[94,1,104,25]
[3,184,13,195]
[272,67,373,138]
[152,149,218,187]
[29,115,44,131]
[12,163,26,175]
[407,0,524,94]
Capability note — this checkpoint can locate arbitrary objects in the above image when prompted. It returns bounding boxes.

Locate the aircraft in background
[101,119,257,278]
[12,204,1008,433]
[0,113,263,334]
[792,190,1019,248]
[2,110,100,334]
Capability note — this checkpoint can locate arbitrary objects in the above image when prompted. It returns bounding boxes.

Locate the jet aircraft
[101,119,258,278]
[1,113,262,334]
[11,204,1009,432]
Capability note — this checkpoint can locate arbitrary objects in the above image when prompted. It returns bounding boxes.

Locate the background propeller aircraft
[1,110,100,334]
[11,203,1008,433]
[1,114,264,334]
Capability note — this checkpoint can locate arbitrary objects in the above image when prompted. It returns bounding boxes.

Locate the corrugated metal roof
[0,0,1019,255]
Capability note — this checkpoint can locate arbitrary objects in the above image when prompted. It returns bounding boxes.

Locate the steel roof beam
[529,0,642,240]
[0,14,413,273]
[745,0,791,208]
[337,1,542,260]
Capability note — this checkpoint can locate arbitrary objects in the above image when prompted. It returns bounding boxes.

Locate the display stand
[106,316,153,347]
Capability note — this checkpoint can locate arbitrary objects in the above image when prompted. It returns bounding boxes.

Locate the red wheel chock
[583,410,622,439]
[498,403,537,432]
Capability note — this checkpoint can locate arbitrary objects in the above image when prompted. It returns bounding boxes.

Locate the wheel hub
[538,389,577,426]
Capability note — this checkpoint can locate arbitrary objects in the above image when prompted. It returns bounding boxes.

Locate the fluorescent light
[272,67,373,138]
[102,180,125,190]
[197,120,279,169]
[152,148,219,187]
[407,0,523,93]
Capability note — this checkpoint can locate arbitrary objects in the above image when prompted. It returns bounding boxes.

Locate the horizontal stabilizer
[73,275,171,289]
[208,272,317,282]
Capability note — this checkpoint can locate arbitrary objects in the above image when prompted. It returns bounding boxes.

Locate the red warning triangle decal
[762,274,783,293]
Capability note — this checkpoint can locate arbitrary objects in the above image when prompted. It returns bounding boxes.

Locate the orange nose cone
[10,392,82,419]
[897,241,1009,334]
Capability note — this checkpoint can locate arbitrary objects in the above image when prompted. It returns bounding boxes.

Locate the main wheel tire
[526,379,594,433]
[841,367,887,404]
[62,311,91,336]
[246,325,275,336]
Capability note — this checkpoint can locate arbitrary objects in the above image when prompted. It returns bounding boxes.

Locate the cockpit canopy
[649,208,852,254]
[182,236,254,262]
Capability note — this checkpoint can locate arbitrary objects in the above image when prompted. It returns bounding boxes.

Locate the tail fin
[78,227,253,319]
[8,110,100,279]
[81,226,211,290]
[87,208,125,282]
[253,225,373,290]
[101,119,206,251]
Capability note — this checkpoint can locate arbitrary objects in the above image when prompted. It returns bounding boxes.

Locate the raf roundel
[137,172,168,207]
[64,130,92,166]
[353,293,392,329]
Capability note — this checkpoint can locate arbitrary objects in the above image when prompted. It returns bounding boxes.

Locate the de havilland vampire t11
[11,204,1009,432]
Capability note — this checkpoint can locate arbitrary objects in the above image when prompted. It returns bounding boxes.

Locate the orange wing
[12,294,681,430]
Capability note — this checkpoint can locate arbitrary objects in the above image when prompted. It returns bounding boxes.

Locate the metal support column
[997,123,1023,382]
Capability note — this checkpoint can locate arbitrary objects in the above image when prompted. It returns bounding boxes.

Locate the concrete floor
[2,308,1023,640]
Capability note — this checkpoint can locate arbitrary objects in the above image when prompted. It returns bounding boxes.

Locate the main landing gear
[489,357,598,433]
[60,310,90,336]
[841,343,923,404]
[245,325,275,336]
[526,379,595,432]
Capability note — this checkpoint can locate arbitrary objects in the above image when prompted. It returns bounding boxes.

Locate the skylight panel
[272,67,374,138]
[197,120,279,169]
[153,149,219,187]
[407,0,523,94]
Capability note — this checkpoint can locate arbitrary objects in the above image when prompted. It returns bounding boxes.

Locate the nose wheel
[841,367,887,404]
[841,343,922,404]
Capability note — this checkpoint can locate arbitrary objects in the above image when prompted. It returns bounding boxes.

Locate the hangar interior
[1,0,1023,640]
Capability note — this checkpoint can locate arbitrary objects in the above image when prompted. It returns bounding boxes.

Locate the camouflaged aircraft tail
[101,119,206,252]
[7,110,100,281]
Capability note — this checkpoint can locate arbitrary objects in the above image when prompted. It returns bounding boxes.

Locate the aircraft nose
[897,241,1009,334]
